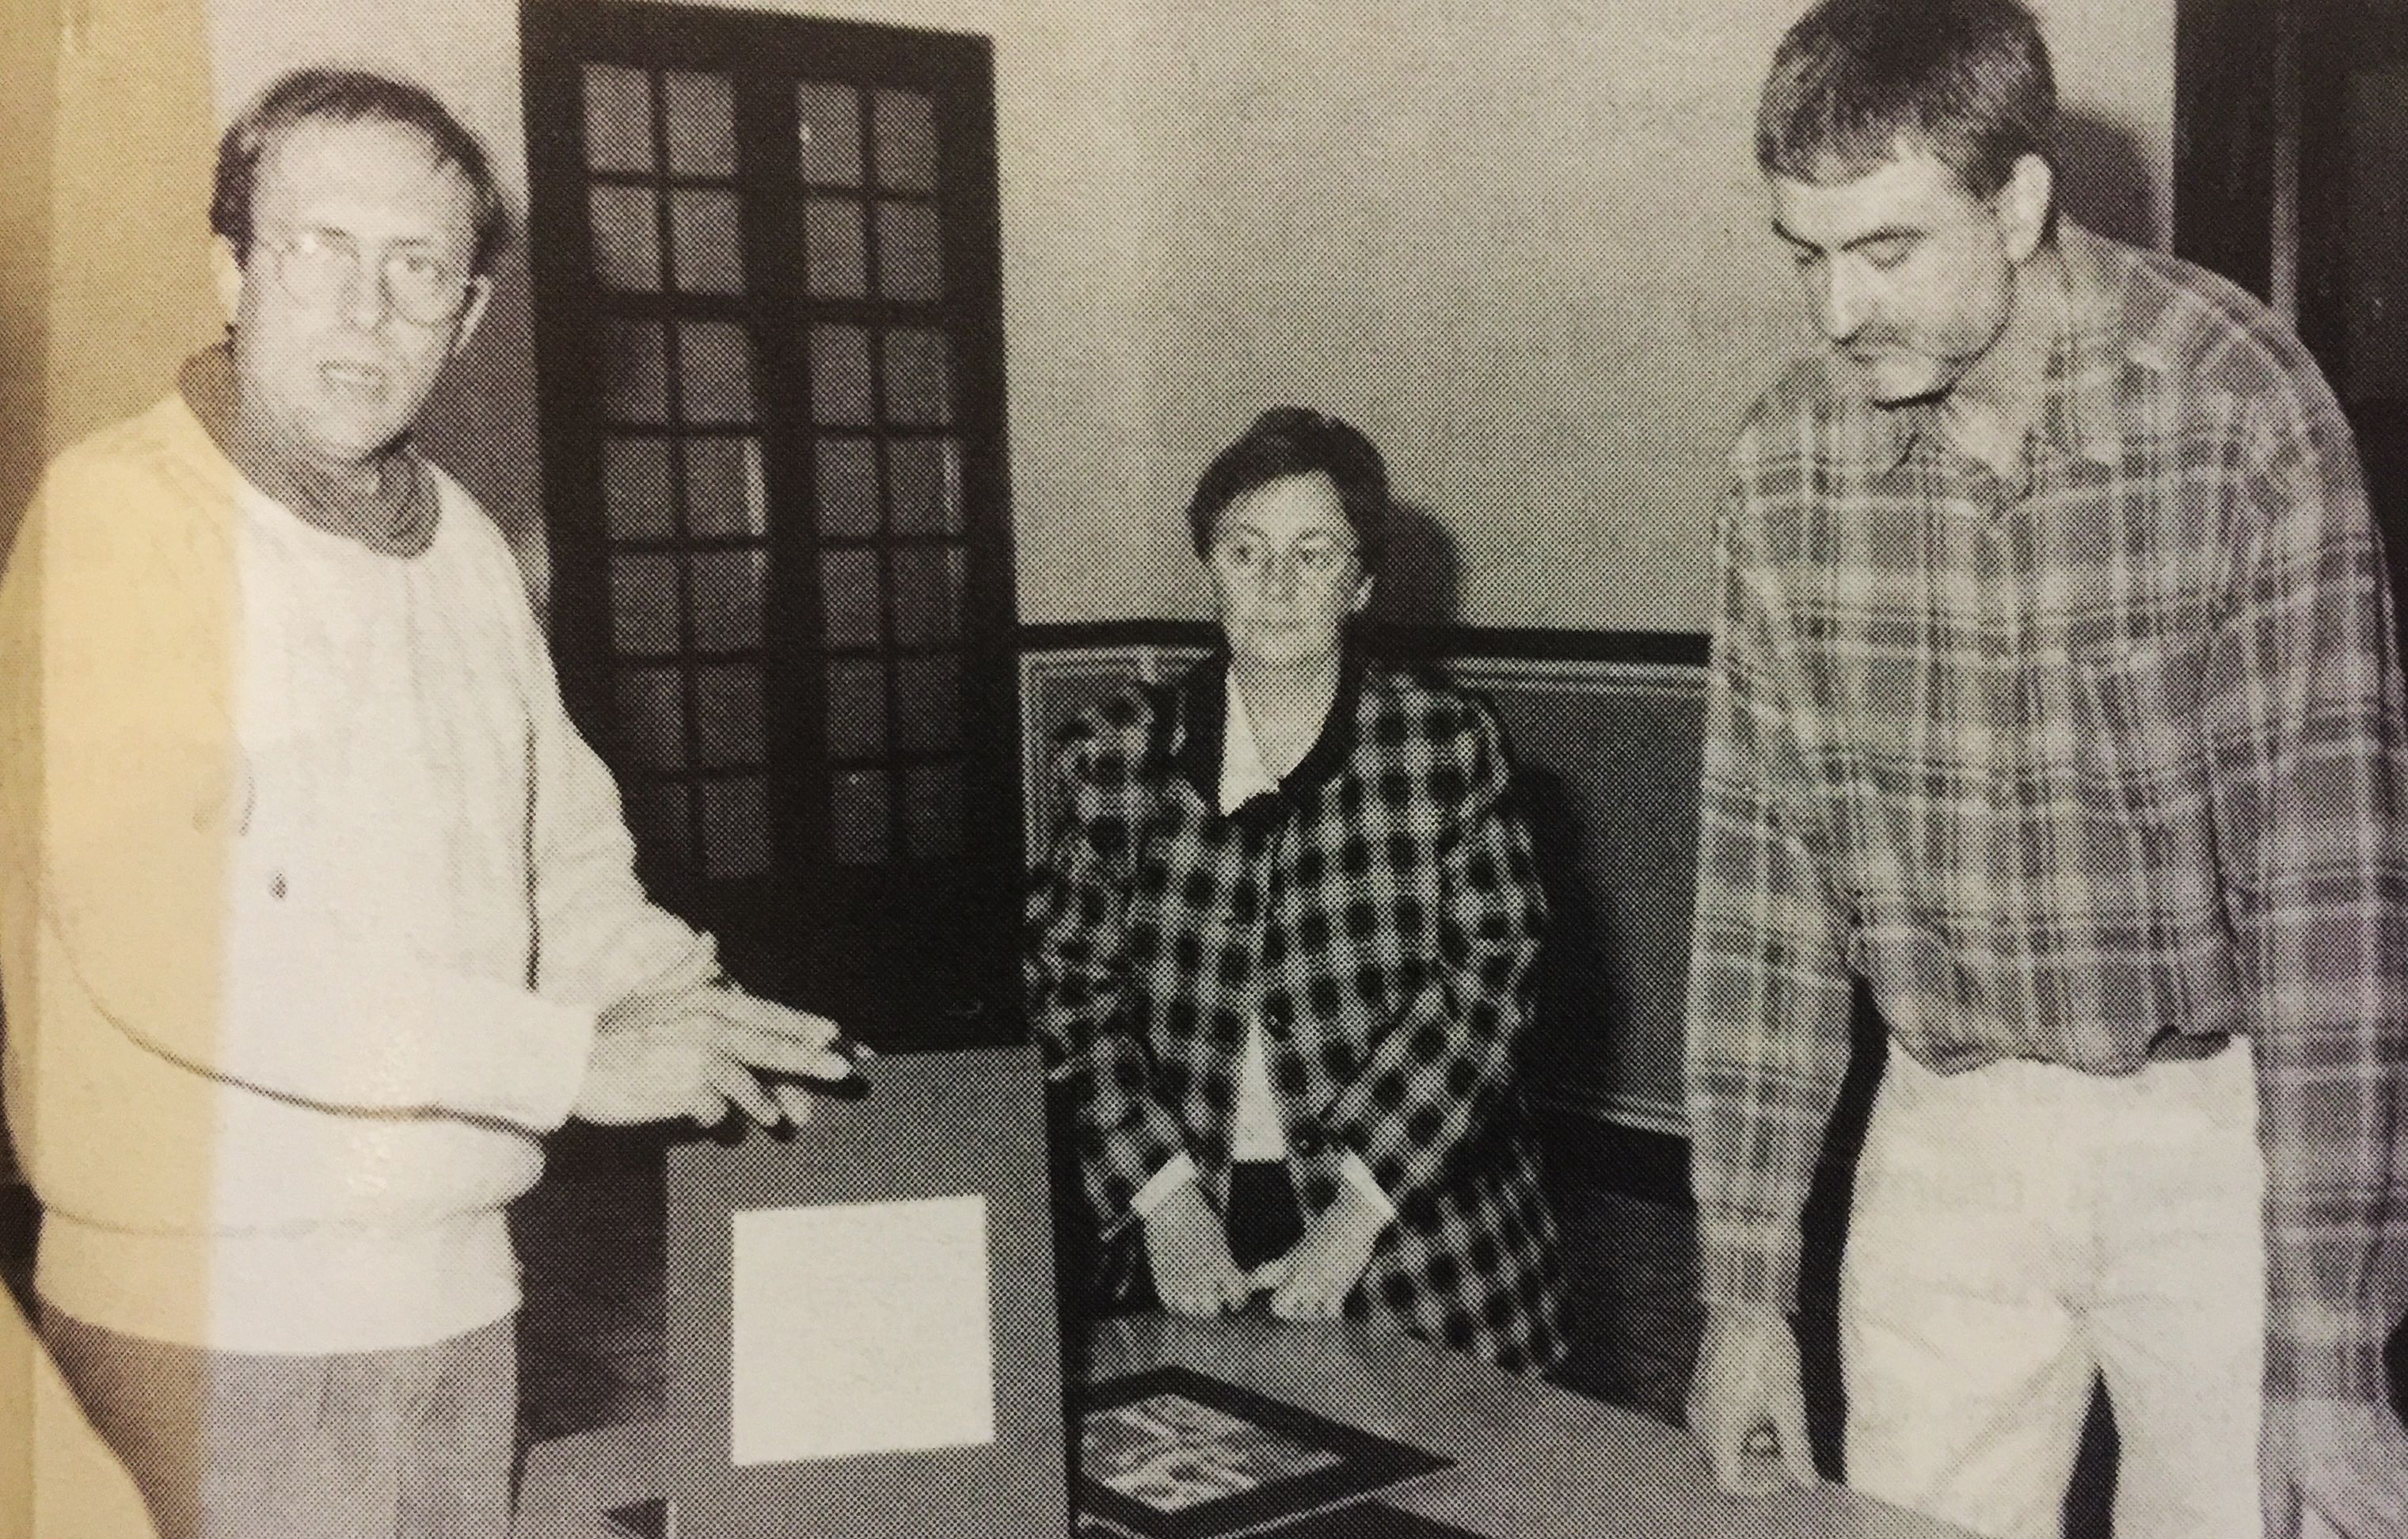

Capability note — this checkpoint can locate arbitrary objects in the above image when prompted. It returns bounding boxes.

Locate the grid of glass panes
[583,63,773,879]
[798,80,968,868]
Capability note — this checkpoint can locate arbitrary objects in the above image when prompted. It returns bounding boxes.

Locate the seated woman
[1027,407,1569,1374]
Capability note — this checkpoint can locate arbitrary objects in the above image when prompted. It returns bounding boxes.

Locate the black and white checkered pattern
[1028,652,1569,1373]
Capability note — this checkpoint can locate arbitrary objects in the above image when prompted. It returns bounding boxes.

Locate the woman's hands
[1249,1183,1387,1320]
[1146,1175,1390,1320]
[1143,1179,1253,1316]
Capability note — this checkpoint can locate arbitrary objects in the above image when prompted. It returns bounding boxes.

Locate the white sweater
[0,397,717,1353]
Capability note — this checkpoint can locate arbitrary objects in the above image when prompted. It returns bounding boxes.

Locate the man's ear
[211,235,246,330]
[1998,152,2055,264]
[448,274,494,360]
[1350,572,1375,617]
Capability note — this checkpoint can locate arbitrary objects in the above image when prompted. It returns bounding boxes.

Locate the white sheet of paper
[728,1195,995,1466]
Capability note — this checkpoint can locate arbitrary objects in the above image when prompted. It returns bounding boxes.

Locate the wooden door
[523,0,1020,1049]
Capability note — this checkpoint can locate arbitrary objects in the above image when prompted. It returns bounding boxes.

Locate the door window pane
[679,322,756,424]
[604,322,669,424]
[583,64,655,173]
[875,200,942,302]
[903,761,964,861]
[887,438,960,534]
[611,552,681,653]
[624,778,690,863]
[808,325,874,426]
[831,769,888,864]
[702,775,772,878]
[695,663,765,766]
[669,188,744,294]
[689,548,767,651]
[804,198,868,298]
[814,436,878,536]
[892,545,964,645]
[588,184,661,291]
[881,328,950,426]
[662,70,737,177]
[797,81,862,185]
[825,658,887,760]
[896,652,961,751]
[603,436,675,539]
[684,436,767,538]
[871,90,938,193]
[820,550,882,649]
[616,667,686,769]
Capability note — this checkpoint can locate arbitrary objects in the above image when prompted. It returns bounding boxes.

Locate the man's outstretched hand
[575,985,854,1129]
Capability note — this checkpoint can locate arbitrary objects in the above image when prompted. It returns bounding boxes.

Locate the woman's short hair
[1186,408,1389,572]
[1756,0,2056,199]
[212,67,513,276]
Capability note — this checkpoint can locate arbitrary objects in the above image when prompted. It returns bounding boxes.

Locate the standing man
[0,69,853,1538]
[1683,2,2408,1537]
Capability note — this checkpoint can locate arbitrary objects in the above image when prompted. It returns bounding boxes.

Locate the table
[1082,1313,1968,1539]
[516,1313,1972,1539]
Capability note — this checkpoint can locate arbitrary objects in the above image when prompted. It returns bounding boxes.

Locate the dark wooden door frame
[520,0,1022,1042]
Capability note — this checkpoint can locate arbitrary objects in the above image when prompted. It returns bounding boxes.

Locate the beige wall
[0,0,60,555]
[33,0,2174,630]
[1124,0,2174,630]
[4,0,223,562]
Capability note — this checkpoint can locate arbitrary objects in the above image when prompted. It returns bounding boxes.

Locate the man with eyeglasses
[0,68,854,1539]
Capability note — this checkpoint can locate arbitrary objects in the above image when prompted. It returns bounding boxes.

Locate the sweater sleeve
[461,514,721,1011]
[0,448,593,1131]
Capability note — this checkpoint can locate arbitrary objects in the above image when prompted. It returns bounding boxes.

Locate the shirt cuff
[1133,1152,1200,1217]
[1338,1151,1398,1223]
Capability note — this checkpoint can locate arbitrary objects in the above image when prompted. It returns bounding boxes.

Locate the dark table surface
[518,1310,1969,1539]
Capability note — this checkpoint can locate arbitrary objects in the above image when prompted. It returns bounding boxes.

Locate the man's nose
[1817,261,1870,344]
[338,258,394,329]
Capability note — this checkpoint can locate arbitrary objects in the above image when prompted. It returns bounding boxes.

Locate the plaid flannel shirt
[1687,221,2408,1407]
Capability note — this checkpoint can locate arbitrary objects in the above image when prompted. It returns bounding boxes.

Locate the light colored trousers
[1842,1042,2264,1539]
[40,1307,517,1539]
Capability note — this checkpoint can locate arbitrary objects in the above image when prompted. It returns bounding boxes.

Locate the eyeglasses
[1210,533,1359,586]
[256,227,477,326]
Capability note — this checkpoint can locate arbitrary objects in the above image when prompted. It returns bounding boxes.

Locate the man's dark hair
[1756,0,2057,197]
[1186,408,1389,573]
[212,67,512,276]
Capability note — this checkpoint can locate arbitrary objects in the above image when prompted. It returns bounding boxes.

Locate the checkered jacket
[1028,652,1569,1373]
[1688,222,2408,1409]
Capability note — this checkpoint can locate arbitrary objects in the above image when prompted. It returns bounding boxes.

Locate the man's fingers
[686,1084,731,1126]
[711,1060,780,1126]
[717,1026,857,1082]
[1696,1411,1778,1496]
[702,992,843,1046]
[770,1079,816,1127]
[1771,1394,1816,1487]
